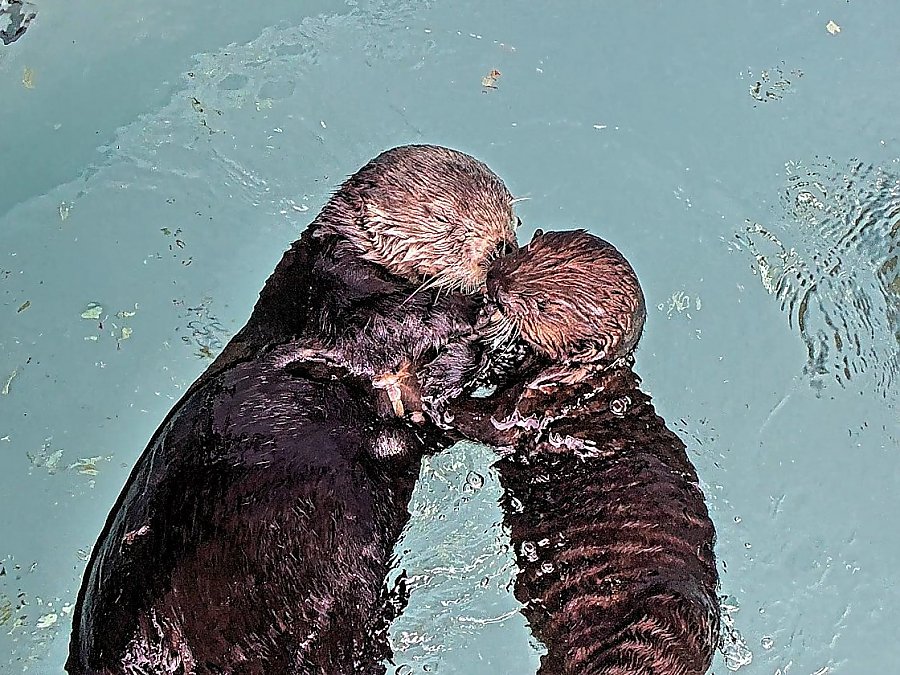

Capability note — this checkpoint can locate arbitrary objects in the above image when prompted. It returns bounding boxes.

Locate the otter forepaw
[372,368,411,418]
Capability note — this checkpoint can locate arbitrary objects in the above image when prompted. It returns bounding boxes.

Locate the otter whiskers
[481,311,520,352]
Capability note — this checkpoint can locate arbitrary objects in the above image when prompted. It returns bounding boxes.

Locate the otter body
[68,146,517,674]
[456,229,719,674]
[463,367,719,675]
[68,234,477,675]
[69,352,429,674]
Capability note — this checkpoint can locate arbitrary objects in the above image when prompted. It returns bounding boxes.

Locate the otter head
[312,144,518,293]
[483,229,646,387]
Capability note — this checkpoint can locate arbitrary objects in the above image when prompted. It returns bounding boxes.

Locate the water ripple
[733,158,900,399]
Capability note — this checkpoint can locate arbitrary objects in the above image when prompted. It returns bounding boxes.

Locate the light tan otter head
[312,144,519,293]
[483,229,646,385]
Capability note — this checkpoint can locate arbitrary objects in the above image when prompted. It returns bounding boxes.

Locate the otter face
[484,229,647,365]
[316,144,518,293]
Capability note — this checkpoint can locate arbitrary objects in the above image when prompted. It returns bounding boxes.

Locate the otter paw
[372,371,408,417]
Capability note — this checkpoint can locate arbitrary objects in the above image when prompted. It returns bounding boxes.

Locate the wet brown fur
[486,229,646,368]
[315,144,518,293]
[452,229,719,675]
[67,145,516,675]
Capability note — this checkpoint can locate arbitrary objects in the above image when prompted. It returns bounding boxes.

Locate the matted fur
[314,144,518,292]
[449,229,719,674]
[487,229,646,363]
[66,145,513,675]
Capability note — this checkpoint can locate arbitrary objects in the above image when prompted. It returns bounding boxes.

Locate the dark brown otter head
[484,229,646,384]
[312,144,518,293]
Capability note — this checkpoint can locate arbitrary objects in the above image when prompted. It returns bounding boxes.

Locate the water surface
[1,1,898,672]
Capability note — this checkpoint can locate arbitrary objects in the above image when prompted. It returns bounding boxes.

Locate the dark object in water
[453,229,720,674]
[66,145,518,674]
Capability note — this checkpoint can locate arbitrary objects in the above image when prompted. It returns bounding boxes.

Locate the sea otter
[454,229,720,675]
[66,145,518,675]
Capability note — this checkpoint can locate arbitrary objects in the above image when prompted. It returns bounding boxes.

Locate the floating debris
[80,302,103,320]
[176,296,228,359]
[189,96,221,133]
[115,305,138,319]
[21,66,34,89]
[826,20,841,35]
[747,63,802,105]
[27,445,65,474]
[120,326,133,341]
[69,456,106,477]
[16,300,30,313]
[658,290,701,319]
[481,68,501,90]
[59,201,72,221]
[2,368,17,395]
[35,612,57,629]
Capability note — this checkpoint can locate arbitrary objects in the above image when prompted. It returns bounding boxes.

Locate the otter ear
[527,229,544,249]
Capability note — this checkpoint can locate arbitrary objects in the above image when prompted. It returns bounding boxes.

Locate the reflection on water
[734,158,900,399]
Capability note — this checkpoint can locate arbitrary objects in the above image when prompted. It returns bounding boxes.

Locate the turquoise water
[2,1,898,672]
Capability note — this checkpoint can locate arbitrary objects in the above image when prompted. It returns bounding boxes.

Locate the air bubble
[609,395,631,417]
[521,541,538,562]
[465,471,485,490]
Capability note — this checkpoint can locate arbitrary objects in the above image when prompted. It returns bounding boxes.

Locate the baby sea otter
[456,229,720,675]
[67,145,519,675]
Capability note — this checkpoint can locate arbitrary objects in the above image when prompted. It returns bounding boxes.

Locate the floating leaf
[80,303,103,320]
